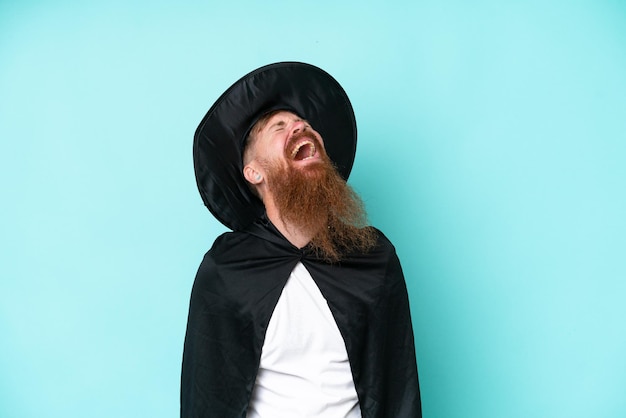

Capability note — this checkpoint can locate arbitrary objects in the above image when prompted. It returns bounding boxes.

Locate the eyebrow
[265,116,309,133]
[267,120,287,131]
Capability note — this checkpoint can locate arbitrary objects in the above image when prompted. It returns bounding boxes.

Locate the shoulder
[193,229,295,288]
[372,227,394,250]
[192,231,255,285]
[367,227,399,261]
[203,230,261,262]
[210,230,253,251]
[334,227,400,274]
[369,227,406,283]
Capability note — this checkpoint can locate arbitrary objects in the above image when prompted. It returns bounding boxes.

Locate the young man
[182,62,421,417]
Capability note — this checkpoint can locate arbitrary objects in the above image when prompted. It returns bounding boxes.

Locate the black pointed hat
[193,62,357,231]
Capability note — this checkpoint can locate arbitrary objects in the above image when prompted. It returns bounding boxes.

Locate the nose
[290,120,305,136]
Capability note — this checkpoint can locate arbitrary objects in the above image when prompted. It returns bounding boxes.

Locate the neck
[264,198,321,249]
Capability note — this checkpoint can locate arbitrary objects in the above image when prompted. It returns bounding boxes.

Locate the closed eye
[269,121,286,132]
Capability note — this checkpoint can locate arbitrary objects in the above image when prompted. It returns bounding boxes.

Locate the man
[182,62,421,417]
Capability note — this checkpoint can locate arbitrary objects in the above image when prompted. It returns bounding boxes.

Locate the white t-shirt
[246,262,362,418]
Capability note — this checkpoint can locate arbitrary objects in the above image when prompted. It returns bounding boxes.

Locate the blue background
[1,1,625,417]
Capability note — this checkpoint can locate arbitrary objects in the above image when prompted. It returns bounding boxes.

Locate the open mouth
[290,139,317,161]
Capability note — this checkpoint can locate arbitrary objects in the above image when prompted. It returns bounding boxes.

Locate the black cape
[181,217,421,417]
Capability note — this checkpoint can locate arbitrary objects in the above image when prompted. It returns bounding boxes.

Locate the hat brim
[193,62,357,231]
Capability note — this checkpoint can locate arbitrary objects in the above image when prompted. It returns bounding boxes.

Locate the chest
[261,262,349,366]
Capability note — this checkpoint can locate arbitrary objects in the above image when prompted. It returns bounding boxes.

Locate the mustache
[286,130,322,154]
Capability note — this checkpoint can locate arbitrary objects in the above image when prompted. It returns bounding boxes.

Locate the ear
[243,164,263,185]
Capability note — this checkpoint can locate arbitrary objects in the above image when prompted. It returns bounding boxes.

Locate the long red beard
[262,139,376,262]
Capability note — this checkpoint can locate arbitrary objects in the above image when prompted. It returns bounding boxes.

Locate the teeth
[291,140,316,159]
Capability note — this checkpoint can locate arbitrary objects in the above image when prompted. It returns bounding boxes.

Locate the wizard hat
[193,62,357,231]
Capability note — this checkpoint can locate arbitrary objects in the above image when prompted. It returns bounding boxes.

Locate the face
[248,111,327,173]
[242,111,375,262]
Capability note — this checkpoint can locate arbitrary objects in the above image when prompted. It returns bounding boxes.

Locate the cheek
[258,136,284,158]
[313,131,325,147]
[269,141,288,160]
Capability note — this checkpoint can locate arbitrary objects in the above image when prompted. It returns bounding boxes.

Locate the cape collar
[243,214,299,249]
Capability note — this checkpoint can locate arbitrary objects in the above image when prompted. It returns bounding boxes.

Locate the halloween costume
[182,62,421,417]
